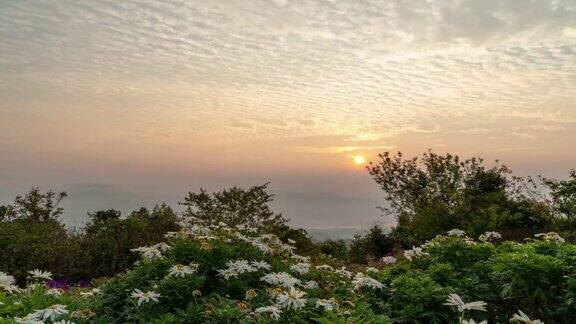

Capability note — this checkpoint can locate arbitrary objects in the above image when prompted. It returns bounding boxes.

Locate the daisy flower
[316,264,334,271]
[315,298,337,311]
[277,287,307,310]
[131,289,161,305]
[366,267,380,273]
[535,232,565,243]
[510,310,544,324]
[447,229,466,237]
[33,304,68,321]
[0,272,16,292]
[168,264,196,277]
[404,246,429,261]
[461,319,487,324]
[245,288,257,300]
[13,313,42,324]
[352,273,384,290]
[260,272,300,289]
[255,305,282,320]
[302,280,318,290]
[443,293,486,312]
[290,262,310,275]
[46,288,63,297]
[28,269,53,281]
[217,269,238,280]
[226,260,257,274]
[335,266,353,279]
[131,246,163,260]
[251,260,271,270]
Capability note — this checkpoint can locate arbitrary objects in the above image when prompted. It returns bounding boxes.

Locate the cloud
[0,0,575,227]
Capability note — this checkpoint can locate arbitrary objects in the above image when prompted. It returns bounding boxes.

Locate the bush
[1,227,571,323]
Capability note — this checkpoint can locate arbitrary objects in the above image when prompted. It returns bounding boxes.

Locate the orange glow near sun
[353,155,366,165]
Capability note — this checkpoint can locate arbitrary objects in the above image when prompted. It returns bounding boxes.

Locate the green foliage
[542,169,576,218]
[367,151,556,244]
[0,189,179,283]
[349,226,394,263]
[179,183,286,229]
[1,228,574,323]
[179,184,314,252]
[1,187,67,222]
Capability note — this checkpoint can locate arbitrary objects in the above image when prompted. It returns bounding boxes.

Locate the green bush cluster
[1,227,571,323]
[0,188,179,283]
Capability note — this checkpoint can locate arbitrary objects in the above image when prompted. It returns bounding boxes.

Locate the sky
[1,0,575,229]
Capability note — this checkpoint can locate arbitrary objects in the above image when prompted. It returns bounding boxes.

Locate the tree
[88,209,122,224]
[349,225,394,263]
[179,183,286,228]
[542,170,576,218]
[0,205,11,221]
[367,151,552,242]
[7,187,67,221]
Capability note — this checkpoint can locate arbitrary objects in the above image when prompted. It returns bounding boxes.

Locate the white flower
[228,260,257,273]
[290,254,310,263]
[91,288,102,294]
[28,269,53,281]
[131,289,161,305]
[352,273,384,290]
[277,287,307,310]
[260,272,300,289]
[279,244,296,254]
[404,246,429,261]
[131,246,163,259]
[302,280,318,290]
[154,242,172,252]
[315,298,337,311]
[33,304,68,321]
[443,293,487,312]
[478,231,501,242]
[46,288,62,297]
[0,272,16,292]
[366,267,380,273]
[168,264,196,277]
[380,256,397,265]
[461,319,487,324]
[290,262,310,275]
[251,260,271,270]
[535,232,565,244]
[335,266,353,279]
[316,264,334,271]
[53,321,75,324]
[253,242,273,254]
[79,291,94,298]
[187,225,212,236]
[255,305,282,320]
[287,238,296,244]
[510,310,544,324]
[13,313,43,324]
[447,229,466,237]
[217,269,239,280]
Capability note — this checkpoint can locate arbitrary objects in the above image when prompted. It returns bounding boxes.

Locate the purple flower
[77,279,90,288]
[46,279,70,290]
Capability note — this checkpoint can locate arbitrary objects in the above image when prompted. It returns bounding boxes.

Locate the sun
[353,155,366,165]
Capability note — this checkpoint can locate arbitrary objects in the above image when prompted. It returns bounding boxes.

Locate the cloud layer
[1,0,575,227]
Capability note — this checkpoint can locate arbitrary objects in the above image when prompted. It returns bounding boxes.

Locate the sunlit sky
[1,0,575,229]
